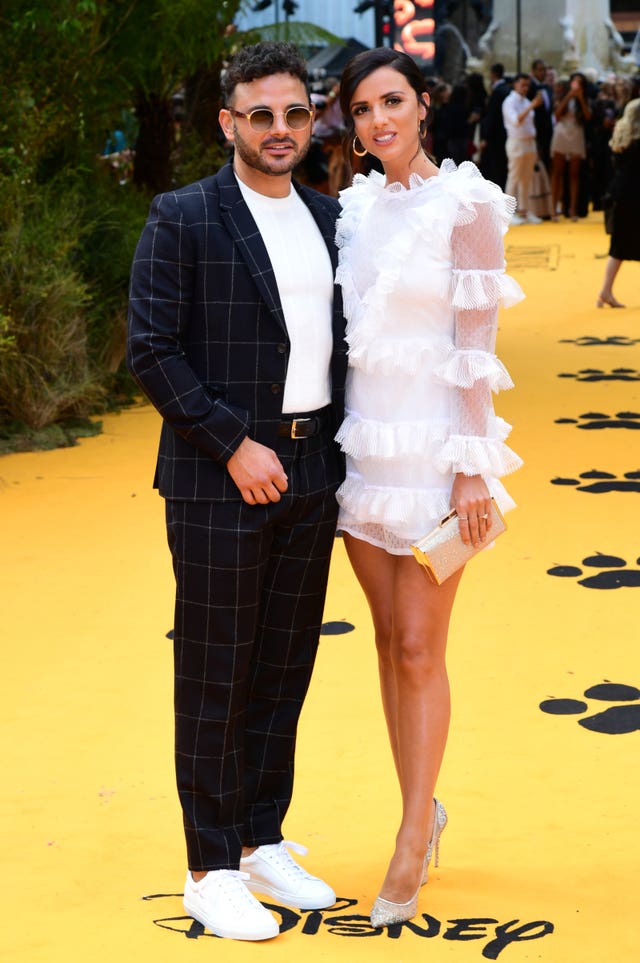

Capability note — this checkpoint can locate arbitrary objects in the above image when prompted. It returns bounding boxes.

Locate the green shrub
[0,177,100,429]
[79,172,149,375]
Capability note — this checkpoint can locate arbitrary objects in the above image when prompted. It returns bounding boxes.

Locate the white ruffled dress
[335,160,524,555]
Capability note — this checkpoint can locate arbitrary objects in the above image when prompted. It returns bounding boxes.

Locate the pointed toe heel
[370,889,419,928]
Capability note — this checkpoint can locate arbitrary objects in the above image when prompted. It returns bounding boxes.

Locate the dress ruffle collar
[348,159,479,197]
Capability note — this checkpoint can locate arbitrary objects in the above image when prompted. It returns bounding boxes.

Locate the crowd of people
[307,58,640,228]
[305,56,640,308]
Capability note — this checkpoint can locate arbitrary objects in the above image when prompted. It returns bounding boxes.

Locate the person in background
[613,76,632,117]
[597,98,640,308]
[312,77,348,195]
[549,72,592,221]
[438,81,475,166]
[502,73,544,224]
[479,63,510,188]
[589,80,617,211]
[128,40,347,942]
[528,59,553,172]
[465,71,488,164]
[335,46,523,930]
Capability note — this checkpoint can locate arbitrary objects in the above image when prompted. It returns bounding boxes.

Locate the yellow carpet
[2,211,639,961]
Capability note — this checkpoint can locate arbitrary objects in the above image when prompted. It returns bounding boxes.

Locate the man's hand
[226,437,288,504]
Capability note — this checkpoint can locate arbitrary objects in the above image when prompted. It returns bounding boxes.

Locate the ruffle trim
[337,216,425,357]
[451,269,525,310]
[434,431,523,477]
[347,334,452,375]
[432,349,514,391]
[336,160,521,361]
[339,161,518,234]
[336,413,448,460]
[337,476,452,528]
[337,475,518,543]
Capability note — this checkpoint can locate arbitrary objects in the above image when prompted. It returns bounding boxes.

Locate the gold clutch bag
[410,499,507,585]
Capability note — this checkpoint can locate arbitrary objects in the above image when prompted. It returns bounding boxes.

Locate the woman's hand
[451,473,492,548]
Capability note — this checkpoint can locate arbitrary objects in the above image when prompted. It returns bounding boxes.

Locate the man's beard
[232,126,311,175]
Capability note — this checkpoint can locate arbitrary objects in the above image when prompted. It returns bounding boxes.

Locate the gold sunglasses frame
[229,106,314,132]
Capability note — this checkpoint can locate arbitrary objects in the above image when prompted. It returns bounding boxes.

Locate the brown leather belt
[277,415,323,439]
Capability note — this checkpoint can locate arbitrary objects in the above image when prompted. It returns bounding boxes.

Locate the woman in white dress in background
[335,48,523,928]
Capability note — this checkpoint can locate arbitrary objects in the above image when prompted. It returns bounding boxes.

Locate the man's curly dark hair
[222,41,310,106]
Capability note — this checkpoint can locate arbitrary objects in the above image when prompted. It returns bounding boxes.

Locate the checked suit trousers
[165,426,342,871]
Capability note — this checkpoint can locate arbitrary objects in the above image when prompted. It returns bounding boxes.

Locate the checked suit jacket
[128,162,347,502]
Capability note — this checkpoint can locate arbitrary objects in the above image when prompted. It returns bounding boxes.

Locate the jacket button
[271,384,282,394]
[277,343,286,354]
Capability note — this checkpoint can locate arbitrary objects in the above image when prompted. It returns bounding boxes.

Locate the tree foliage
[0,1,340,439]
[1,0,245,184]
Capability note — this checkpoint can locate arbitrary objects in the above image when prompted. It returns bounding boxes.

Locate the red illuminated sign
[393,0,436,64]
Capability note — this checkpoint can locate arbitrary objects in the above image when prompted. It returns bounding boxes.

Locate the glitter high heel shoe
[370,885,421,928]
[421,798,447,885]
[370,800,448,928]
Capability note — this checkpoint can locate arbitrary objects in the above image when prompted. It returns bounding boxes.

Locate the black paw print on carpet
[551,470,640,493]
[558,368,640,382]
[320,621,355,635]
[547,553,640,588]
[555,411,640,429]
[559,335,640,347]
[540,682,640,734]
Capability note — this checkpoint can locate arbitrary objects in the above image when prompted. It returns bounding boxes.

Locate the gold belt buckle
[290,418,311,439]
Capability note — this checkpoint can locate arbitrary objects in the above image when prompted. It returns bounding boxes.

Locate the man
[479,63,510,189]
[528,58,554,172]
[127,41,347,942]
[502,72,544,225]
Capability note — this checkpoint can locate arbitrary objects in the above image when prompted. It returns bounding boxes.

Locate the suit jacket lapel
[217,164,343,350]
[218,164,286,330]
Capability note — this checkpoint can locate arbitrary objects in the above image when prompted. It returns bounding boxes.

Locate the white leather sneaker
[183,869,279,941]
[241,840,336,910]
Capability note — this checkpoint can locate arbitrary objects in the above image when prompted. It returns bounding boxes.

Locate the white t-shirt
[502,90,536,141]
[237,176,334,413]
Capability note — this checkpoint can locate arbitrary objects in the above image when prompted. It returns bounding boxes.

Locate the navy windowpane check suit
[128,161,347,870]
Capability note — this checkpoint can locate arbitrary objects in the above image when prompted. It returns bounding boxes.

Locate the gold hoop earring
[352,135,367,157]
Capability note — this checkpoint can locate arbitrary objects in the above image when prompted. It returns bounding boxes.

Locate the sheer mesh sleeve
[433,199,522,478]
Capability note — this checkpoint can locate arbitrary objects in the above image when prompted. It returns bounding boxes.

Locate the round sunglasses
[229,105,313,132]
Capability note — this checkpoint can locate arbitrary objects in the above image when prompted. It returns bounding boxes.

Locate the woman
[589,81,617,212]
[335,48,523,928]
[549,72,592,221]
[597,98,640,308]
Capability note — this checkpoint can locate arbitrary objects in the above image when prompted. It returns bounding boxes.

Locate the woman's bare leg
[343,533,463,902]
[343,534,400,773]
[550,153,565,220]
[598,257,624,306]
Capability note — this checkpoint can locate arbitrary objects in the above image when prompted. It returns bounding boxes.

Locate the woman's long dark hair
[339,47,430,143]
[557,71,590,125]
